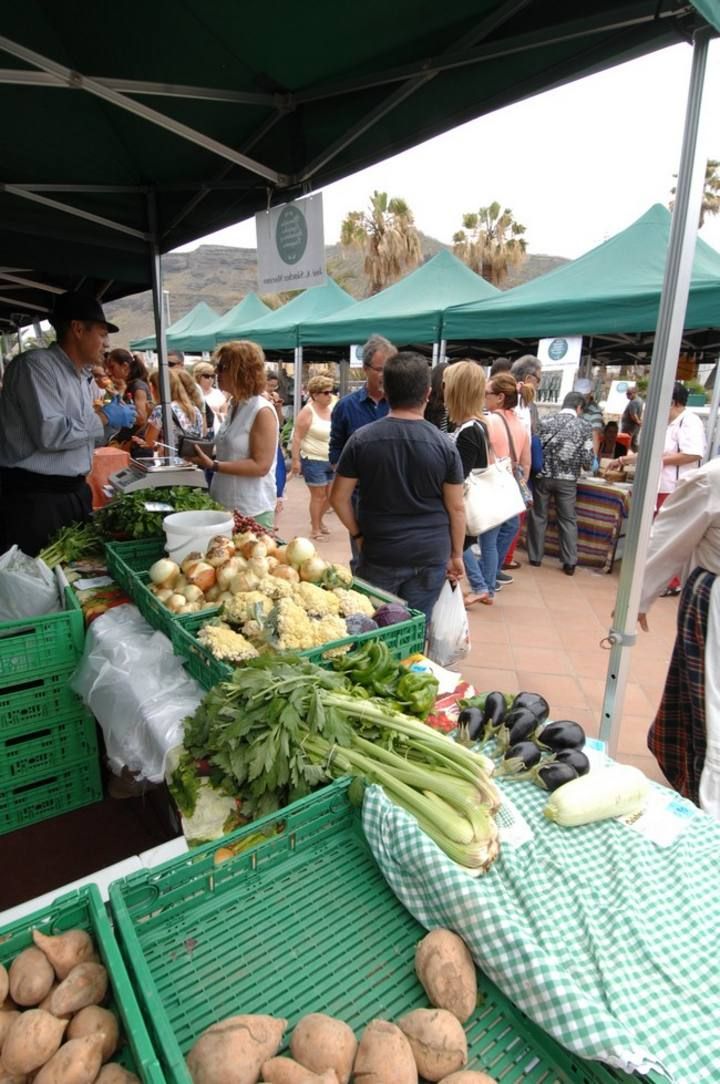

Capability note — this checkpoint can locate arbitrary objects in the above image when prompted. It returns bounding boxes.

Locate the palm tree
[670,158,720,227]
[341,190,423,294]
[452,202,527,286]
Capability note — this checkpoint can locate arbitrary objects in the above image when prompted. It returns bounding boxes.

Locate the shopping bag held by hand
[427,580,470,667]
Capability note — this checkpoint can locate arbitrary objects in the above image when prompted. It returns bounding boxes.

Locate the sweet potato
[0,1059,27,1084]
[415,930,477,1024]
[1,1009,68,1074]
[353,1019,417,1084]
[32,930,95,981]
[95,1064,141,1084]
[0,1013,20,1054]
[8,949,54,1008]
[34,1033,105,1084]
[261,1056,338,1083]
[290,1013,356,1084]
[0,968,7,1007]
[186,1014,287,1084]
[49,962,107,1016]
[67,1005,119,1061]
[397,1009,467,1081]
[438,1073,498,1083]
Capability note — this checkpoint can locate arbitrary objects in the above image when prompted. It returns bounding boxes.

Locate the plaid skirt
[648,566,716,805]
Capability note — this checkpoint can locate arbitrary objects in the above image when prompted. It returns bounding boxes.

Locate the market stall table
[87,446,130,509]
[521,476,631,572]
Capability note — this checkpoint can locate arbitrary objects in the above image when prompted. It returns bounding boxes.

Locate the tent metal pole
[703,357,720,463]
[439,338,447,363]
[293,346,303,423]
[339,350,349,397]
[147,193,174,450]
[598,29,711,752]
[432,342,439,367]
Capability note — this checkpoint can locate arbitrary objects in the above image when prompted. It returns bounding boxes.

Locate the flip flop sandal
[464,593,490,608]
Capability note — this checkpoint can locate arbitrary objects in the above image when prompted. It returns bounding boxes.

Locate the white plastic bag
[71,604,204,782]
[426,580,470,667]
[0,546,60,621]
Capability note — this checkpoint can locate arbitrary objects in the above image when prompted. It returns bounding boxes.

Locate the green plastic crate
[105,537,166,592]
[109,780,646,1084]
[0,752,102,836]
[0,668,83,734]
[171,580,426,691]
[0,884,164,1084]
[0,588,85,687]
[0,709,98,786]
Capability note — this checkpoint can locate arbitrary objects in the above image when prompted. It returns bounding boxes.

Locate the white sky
[176,40,720,262]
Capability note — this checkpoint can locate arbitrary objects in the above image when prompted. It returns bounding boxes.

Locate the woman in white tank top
[190,341,278,527]
[291,373,336,539]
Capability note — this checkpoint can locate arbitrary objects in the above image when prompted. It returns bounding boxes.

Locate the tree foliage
[452,201,527,286]
[341,190,422,294]
[670,158,720,228]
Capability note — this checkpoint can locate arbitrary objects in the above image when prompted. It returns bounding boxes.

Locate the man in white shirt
[658,382,706,504]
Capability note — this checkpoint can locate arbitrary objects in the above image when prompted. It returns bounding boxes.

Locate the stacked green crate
[0,588,102,835]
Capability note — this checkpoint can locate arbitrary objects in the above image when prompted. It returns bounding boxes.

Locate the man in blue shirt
[329,334,394,566]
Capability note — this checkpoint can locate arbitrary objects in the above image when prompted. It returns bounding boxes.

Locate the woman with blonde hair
[190,340,279,525]
[444,361,496,605]
[291,373,336,539]
[143,367,204,454]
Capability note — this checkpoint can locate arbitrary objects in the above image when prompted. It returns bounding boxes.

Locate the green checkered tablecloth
[362,777,720,1083]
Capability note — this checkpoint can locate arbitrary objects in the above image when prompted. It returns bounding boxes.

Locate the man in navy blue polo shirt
[329,334,395,566]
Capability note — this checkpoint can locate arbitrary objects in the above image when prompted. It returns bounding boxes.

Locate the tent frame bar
[0,184,150,241]
[598,27,712,752]
[147,193,174,450]
[0,273,65,294]
[0,293,48,314]
[0,34,287,186]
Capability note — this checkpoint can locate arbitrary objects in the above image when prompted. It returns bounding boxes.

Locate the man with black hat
[0,292,136,556]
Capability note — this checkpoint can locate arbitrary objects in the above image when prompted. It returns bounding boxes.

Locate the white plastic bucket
[163,510,234,563]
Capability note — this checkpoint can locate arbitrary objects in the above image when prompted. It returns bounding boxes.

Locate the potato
[0,1060,27,1084]
[261,1056,338,1083]
[34,1033,105,1084]
[67,1006,119,1061]
[353,1020,417,1084]
[32,930,95,981]
[415,930,477,1024]
[49,962,107,1016]
[186,1014,287,1084]
[8,949,54,1008]
[290,1013,356,1084]
[95,1065,141,1084]
[438,1073,498,1084]
[0,967,7,1006]
[398,1009,467,1082]
[0,1013,20,1053]
[1,1009,68,1075]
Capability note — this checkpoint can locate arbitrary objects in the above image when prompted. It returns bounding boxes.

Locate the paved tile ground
[278,474,675,786]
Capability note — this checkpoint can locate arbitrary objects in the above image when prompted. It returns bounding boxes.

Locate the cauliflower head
[333,587,375,617]
[294,581,341,616]
[310,614,349,648]
[197,622,259,662]
[224,590,273,626]
[270,597,317,651]
[257,575,295,600]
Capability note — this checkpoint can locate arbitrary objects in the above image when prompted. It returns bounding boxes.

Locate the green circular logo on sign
[276,205,307,265]
[547,338,568,361]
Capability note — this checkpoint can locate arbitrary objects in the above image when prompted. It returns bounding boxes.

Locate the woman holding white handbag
[444,362,525,607]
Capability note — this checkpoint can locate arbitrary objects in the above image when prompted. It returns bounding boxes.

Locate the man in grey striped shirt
[0,292,136,556]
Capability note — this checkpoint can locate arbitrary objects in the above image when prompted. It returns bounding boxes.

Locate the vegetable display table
[87,447,130,509]
[521,478,630,572]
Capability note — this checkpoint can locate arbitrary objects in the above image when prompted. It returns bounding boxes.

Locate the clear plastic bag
[71,604,204,782]
[0,545,60,621]
[426,580,470,667]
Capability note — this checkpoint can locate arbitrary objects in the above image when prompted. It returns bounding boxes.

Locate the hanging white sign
[255,194,326,292]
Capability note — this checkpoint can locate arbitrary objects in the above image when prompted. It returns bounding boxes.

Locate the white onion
[218,591,234,603]
[230,571,260,593]
[186,560,216,593]
[216,557,244,591]
[271,564,299,583]
[166,593,188,613]
[248,556,269,578]
[286,537,316,568]
[155,588,174,602]
[299,556,328,583]
[181,584,205,603]
[204,584,221,602]
[250,541,267,559]
[180,552,203,575]
[149,558,180,586]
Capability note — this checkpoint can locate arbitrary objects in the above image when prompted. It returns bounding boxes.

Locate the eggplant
[504,741,541,770]
[511,692,550,724]
[481,691,506,731]
[457,706,485,742]
[536,720,586,751]
[507,714,538,747]
[554,748,591,776]
[537,763,578,791]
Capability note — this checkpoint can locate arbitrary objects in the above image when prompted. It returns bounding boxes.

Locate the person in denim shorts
[291,373,336,540]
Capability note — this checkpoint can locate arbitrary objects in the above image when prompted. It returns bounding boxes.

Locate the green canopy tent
[130,300,219,352]
[442,204,720,345]
[183,292,269,353]
[299,250,499,348]
[217,279,355,350]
